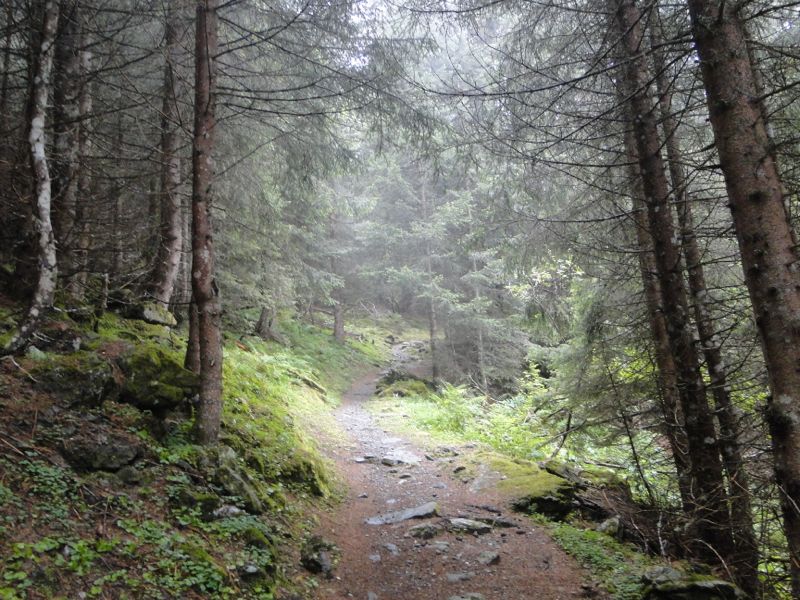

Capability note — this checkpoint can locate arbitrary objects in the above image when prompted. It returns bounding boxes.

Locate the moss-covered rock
[642,567,745,599]
[35,353,121,407]
[124,302,178,327]
[118,346,199,411]
[485,453,576,520]
[61,427,142,471]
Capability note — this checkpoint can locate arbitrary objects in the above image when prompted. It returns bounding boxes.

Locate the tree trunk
[189,0,222,445]
[649,21,758,591]
[67,41,91,300]
[148,3,186,307]
[0,1,14,136]
[686,0,800,591]
[333,302,345,342]
[51,0,80,279]
[625,146,692,509]
[612,0,734,567]
[185,299,201,374]
[5,1,59,354]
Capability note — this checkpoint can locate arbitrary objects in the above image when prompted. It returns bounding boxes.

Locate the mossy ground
[0,306,379,599]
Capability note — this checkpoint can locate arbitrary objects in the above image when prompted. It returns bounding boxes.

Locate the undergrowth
[0,308,379,599]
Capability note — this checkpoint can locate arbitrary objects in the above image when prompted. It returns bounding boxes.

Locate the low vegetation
[0,305,378,599]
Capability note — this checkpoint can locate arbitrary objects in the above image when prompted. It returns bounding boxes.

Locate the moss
[379,379,432,398]
[241,526,272,549]
[485,453,570,498]
[119,345,198,411]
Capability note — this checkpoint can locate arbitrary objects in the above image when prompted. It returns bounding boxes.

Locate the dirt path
[313,359,604,600]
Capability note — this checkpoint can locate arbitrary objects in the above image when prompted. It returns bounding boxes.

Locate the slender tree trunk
[333,303,345,342]
[148,3,186,307]
[5,1,59,354]
[686,0,800,591]
[649,22,758,591]
[67,41,91,300]
[612,0,734,567]
[0,1,14,136]
[190,0,222,445]
[185,299,201,374]
[422,181,438,380]
[51,0,80,277]
[627,166,693,509]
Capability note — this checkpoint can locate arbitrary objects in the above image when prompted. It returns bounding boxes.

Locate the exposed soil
[312,347,606,600]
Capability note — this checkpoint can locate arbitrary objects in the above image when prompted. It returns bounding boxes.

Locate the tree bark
[625,148,692,509]
[612,0,734,567]
[5,1,59,354]
[649,20,758,591]
[67,41,91,300]
[185,298,201,374]
[189,0,222,445]
[148,3,187,307]
[51,0,80,277]
[685,0,800,591]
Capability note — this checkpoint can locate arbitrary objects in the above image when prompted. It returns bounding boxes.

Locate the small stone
[368,553,381,563]
[213,504,245,519]
[431,541,450,553]
[433,482,447,489]
[447,518,491,535]
[368,593,378,600]
[408,523,442,539]
[446,572,476,583]
[448,594,485,600]
[399,473,412,479]
[477,551,500,566]
[359,493,369,498]
[381,457,402,466]
[453,465,466,474]
[384,543,400,555]
[366,501,438,525]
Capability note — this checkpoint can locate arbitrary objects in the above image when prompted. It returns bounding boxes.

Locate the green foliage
[548,522,651,600]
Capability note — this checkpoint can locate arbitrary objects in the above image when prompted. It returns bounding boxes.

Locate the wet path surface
[313,357,603,600]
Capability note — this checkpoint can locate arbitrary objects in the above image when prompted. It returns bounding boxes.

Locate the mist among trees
[2,0,800,597]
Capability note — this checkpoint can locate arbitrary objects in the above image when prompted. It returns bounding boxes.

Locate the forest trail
[312,345,603,600]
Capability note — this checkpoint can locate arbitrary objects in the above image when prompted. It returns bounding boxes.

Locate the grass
[0,307,383,600]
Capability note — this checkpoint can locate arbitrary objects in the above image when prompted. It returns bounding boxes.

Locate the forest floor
[310,343,604,600]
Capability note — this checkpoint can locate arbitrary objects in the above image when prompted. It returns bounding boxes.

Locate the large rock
[61,428,142,471]
[117,346,199,411]
[366,501,439,525]
[36,355,121,407]
[300,536,338,578]
[642,567,745,600]
[124,301,177,327]
[212,445,269,514]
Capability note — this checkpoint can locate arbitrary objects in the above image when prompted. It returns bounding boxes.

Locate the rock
[597,515,621,537]
[26,346,48,360]
[366,501,438,525]
[447,518,491,535]
[477,551,500,565]
[61,429,141,471]
[37,355,120,407]
[446,572,476,583]
[453,465,466,473]
[408,523,442,539]
[358,493,369,498]
[399,473,412,479]
[213,505,246,519]
[211,445,270,514]
[384,543,400,555]
[368,593,378,600]
[368,553,381,563]
[125,301,178,327]
[642,567,746,600]
[431,541,450,553]
[474,516,516,528]
[448,595,485,600]
[300,536,338,578]
[118,346,199,412]
[116,465,141,485]
[510,487,575,521]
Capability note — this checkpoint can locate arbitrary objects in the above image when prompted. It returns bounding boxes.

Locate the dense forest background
[2,0,800,597]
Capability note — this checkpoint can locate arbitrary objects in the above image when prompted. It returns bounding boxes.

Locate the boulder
[61,429,142,471]
[300,536,338,578]
[408,523,443,539]
[366,501,439,525]
[117,346,199,412]
[36,355,121,407]
[124,301,177,327]
[642,567,746,600]
[447,518,492,535]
